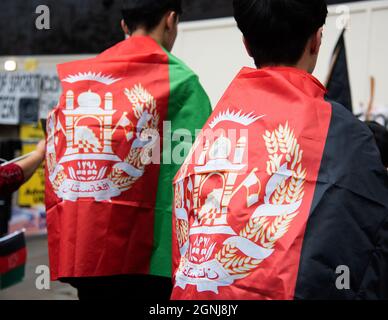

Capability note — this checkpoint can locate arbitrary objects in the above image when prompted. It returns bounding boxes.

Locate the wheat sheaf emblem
[109,85,160,191]
[46,114,67,193]
[214,122,306,276]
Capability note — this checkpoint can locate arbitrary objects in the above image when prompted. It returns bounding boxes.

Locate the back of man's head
[122,0,182,34]
[233,0,328,68]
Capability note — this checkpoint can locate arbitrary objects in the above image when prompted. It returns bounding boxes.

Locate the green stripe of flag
[150,50,212,277]
[0,264,25,290]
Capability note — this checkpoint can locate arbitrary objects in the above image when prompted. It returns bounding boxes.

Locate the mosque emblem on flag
[46,72,159,201]
[174,110,307,293]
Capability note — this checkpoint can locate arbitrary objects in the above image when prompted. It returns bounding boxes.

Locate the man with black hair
[121,0,181,51]
[46,0,211,300]
[171,0,388,300]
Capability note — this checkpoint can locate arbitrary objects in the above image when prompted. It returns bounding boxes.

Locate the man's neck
[259,62,312,74]
[294,60,313,74]
[131,28,163,46]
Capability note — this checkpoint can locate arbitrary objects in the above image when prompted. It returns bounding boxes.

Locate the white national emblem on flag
[174,112,306,293]
[46,73,159,202]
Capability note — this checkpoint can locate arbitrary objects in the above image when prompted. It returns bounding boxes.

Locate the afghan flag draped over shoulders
[45,36,211,280]
[171,66,388,300]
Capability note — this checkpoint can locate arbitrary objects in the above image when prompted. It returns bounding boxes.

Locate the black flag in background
[326,29,353,113]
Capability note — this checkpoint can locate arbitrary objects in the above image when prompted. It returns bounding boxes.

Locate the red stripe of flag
[0,247,27,275]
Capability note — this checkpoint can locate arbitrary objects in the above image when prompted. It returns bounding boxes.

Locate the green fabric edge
[150,50,212,278]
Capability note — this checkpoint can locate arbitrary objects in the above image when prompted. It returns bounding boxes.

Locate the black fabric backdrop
[0,0,381,55]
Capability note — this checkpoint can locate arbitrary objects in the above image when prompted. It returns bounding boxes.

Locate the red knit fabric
[0,163,24,195]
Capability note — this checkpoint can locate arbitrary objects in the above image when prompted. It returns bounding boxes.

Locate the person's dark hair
[122,0,182,34]
[233,0,328,67]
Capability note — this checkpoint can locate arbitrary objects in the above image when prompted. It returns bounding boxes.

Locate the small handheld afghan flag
[0,230,27,290]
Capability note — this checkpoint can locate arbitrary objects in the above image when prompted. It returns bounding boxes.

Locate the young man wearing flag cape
[172,0,388,300]
[45,0,211,300]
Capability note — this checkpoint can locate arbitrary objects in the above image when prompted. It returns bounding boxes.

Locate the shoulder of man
[294,99,388,300]
[165,51,209,96]
[324,99,386,174]
[166,51,198,82]
[165,50,212,115]
[315,98,388,223]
